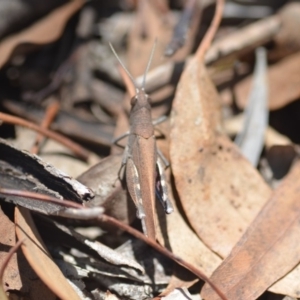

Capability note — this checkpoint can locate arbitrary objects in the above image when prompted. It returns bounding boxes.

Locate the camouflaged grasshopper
[110,42,173,240]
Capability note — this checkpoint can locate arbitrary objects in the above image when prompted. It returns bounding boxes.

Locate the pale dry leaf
[235,47,268,167]
[15,207,81,300]
[201,161,300,300]
[224,114,292,149]
[0,0,84,68]
[170,56,271,257]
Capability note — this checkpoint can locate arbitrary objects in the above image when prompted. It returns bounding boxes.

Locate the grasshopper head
[130,88,151,110]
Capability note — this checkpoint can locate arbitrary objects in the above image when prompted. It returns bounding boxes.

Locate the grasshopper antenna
[142,38,157,90]
[109,43,139,92]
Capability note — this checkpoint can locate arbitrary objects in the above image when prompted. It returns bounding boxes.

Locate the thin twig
[0,112,89,161]
[0,240,24,284]
[99,214,228,300]
[196,0,225,61]
[0,188,83,209]
[31,100,60,154]
[0,189,103,219]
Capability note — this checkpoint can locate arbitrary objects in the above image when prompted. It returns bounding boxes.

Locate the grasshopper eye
[130,96,138,106]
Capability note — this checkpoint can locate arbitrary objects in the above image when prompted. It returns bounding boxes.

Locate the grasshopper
[110,42,173,240]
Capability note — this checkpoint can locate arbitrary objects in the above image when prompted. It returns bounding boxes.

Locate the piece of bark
[0,138,94,216]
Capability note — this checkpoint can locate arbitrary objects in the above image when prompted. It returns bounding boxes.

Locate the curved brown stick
[0,239,24,286]
[196,0,225,61]
[0,189,103,220]
[31,100,60,154]
[0,188,83,209]
[0,112,89,160]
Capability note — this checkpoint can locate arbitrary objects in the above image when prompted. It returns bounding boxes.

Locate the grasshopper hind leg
[156,157,173,214]
[125,158,150,237]
[125,158,145,219]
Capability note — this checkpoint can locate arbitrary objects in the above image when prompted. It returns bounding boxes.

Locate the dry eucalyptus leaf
[170,55,271,258]
[0,0,84,68]
[201,161,300,300]
[15,207,81,300]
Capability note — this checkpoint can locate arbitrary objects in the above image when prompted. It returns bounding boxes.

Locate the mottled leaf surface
[202,161,300,300]
[170,56,271,257]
